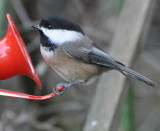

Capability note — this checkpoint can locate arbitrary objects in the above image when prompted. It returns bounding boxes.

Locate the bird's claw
[53,83,68,95]
[53,81,83,95]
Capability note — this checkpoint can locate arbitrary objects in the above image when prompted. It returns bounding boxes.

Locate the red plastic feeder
[0,14,41,88]
[0,14,56,100]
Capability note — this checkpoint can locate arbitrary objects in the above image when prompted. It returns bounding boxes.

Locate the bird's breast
[40,46,101,82]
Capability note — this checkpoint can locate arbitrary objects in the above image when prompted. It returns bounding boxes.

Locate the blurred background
[0,0,160,131]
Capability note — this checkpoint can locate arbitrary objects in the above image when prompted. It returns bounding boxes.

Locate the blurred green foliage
[119,88,134,131]
[116,0,125,15]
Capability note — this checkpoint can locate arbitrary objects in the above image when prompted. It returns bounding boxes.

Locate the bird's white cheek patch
[41,27,83,45]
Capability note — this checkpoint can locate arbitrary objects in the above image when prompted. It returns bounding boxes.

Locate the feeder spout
[0,14,41,88]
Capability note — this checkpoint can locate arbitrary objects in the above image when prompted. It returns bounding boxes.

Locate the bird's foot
[53,83,72,95]
[53,81,84,95]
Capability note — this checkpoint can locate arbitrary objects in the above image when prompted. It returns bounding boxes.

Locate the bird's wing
[63,36,122,71]
[63,36,156,86]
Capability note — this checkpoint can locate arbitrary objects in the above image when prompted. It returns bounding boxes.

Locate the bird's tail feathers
[118,64,156,87]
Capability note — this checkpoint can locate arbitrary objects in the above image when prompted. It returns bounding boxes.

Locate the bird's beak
[31,24,41,30]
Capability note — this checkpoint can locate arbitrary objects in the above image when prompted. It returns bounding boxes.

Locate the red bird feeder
[0,14,41,88]
[0,14,56,100]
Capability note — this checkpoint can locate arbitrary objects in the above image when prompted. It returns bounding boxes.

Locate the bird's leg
[53,81,83,95]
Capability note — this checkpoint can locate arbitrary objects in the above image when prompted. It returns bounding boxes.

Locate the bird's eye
[48,25,52,29]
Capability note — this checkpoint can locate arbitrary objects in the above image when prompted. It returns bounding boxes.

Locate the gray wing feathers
[64,43,123,73]
[63,37,156,86]
[89,47,125,74]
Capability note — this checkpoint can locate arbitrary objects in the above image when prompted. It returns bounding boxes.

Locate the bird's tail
[118,64,156,86]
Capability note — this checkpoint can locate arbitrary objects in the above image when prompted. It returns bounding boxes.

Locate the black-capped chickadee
[31,16,156,95]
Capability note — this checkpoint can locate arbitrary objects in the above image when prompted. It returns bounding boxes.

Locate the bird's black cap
[39,16,84,34]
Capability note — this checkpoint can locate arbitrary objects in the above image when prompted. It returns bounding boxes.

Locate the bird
[31,16,156,95]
